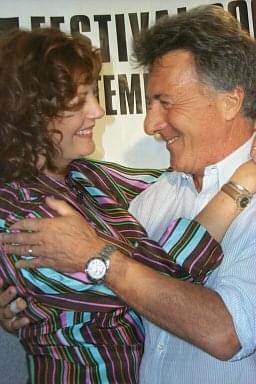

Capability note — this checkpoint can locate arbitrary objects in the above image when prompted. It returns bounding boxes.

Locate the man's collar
[204,134,255,188]
[178,134,255,189]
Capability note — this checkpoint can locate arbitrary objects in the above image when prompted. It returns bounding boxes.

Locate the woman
[0,28,255,384]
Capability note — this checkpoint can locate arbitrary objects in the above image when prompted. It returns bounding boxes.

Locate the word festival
[1,0,255,115]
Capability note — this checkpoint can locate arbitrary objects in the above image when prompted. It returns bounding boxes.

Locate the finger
[0,286,17,307]
[15,258,42,269]
[9,298,27,315]
[2,298,27,319]
[3,316,30,333]
[45,196,79,216]
[10,316,30,330]
[0,231,40,246]
[3,243,42,256]
[10,218,45,231]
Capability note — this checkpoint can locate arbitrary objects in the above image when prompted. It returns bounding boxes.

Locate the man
[1,5,256,383]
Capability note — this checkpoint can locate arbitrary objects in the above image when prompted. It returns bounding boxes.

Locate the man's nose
[144,104,168,136]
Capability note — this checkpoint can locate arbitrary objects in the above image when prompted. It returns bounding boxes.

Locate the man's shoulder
[129,169,180,210]
[134,169,181,193]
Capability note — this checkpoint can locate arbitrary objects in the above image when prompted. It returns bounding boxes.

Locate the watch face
[87,258,107,281]
[239,195,251,209]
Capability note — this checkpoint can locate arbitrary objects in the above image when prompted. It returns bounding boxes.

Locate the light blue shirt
[130,137,256,384]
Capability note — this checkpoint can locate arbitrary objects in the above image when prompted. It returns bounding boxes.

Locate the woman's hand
[230,159,256,193]
[0,279,29,333]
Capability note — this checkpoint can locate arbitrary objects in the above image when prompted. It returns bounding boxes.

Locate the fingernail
[10,300,21,314]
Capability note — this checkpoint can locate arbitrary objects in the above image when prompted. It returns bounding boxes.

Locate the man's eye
[145,98,152,110]
[159,100,171,108]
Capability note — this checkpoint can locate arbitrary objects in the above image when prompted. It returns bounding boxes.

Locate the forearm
[196,160,256,242]
[106,250,240,360]
[195,190,238,242]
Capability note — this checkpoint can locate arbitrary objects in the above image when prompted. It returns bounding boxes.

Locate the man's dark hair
[134,5,256,120]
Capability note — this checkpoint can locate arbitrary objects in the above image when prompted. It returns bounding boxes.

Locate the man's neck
[192,135,253,192]
[193,175,204,192]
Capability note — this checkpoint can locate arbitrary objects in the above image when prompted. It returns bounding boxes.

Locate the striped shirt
[0,159,222,384]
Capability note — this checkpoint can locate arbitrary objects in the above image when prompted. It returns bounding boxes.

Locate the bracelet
[221,180,253,210]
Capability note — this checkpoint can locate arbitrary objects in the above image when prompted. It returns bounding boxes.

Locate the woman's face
[48,82,104,171]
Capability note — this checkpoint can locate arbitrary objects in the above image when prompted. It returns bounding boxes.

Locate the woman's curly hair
[0,27,102,182]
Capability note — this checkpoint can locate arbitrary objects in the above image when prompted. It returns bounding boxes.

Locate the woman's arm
[1,159,256,332]
[196,159,256,241]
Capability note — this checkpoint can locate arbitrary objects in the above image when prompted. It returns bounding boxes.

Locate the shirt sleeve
[70,161,223,284]
[210,238,256,360]
[71,159,165,207]
[130,218,223,283]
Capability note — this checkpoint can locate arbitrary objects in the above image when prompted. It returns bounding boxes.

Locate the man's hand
[0,196,106,272]
[0,278,29,333]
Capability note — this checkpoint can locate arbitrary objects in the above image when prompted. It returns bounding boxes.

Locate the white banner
[1,0,255,168]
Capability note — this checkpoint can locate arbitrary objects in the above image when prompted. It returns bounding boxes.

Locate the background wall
[0,0,255,382]
[1,0,256,171]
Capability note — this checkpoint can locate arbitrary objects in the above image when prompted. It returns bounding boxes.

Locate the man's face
[144,50,236,177]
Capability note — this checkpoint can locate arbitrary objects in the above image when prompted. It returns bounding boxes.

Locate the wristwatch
[85,243,117,283]
[221,180,253,210]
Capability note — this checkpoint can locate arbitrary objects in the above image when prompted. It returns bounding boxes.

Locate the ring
[28,248,33,255]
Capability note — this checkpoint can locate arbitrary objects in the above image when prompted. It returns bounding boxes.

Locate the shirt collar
[180,134,254,189]
[204,135,254,188]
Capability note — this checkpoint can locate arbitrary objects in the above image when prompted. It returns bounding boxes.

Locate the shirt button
[157,343,165,351]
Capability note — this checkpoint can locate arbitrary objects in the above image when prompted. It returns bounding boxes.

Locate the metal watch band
[221,181,253,210]
[98,243,117,265]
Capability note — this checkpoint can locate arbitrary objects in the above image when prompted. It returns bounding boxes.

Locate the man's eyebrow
[146,93,171,100]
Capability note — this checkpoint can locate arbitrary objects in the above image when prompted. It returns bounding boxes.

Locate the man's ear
[222,87,245,121]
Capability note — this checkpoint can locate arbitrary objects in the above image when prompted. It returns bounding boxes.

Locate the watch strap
[97,243,117,266]
[221,181,253,210]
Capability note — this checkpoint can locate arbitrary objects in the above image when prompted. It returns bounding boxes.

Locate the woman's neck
[43,169,67,183]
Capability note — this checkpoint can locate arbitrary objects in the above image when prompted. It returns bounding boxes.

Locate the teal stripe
[0,219,6,228]
[83,311,91,323]
[23,268,116,296]
[85,186,107,196]
[72,323,86,343]
[37,268,95,292]
[21,269,59,294]
[162,219,192,250]
[66,311,74,327]
[87,345,109,383]
[70,171,88,180]
[129,309,145,334]
[71,329,109,383]
[166,226,206,265]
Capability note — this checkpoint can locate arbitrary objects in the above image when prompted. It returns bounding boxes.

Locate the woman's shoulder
[71,158,165,183]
